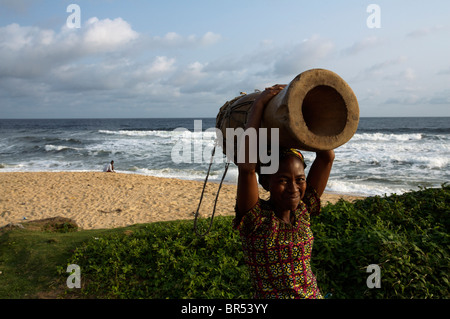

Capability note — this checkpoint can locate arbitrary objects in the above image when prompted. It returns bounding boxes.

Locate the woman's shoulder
[233,198,273,231]
[301,185,321,216]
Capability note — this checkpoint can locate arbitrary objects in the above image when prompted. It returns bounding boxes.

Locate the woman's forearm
[238,85,286,171]
[307,150,335,197]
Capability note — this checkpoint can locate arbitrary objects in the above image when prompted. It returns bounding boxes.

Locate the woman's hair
[256,148,307,191]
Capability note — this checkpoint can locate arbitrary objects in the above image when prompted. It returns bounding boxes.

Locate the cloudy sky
[0,0,449,118]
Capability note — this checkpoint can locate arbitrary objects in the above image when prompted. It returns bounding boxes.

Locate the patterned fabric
[233,186,322,299]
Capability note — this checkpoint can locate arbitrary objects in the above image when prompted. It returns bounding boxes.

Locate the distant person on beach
[103,160,116,173]
[234,84,335,299]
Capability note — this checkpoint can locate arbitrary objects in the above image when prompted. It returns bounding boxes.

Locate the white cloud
[342,36,385,56]
[200,31,221,45]
[406,25,445,38]
[273,35,335,76]
[145,56,176,75]
[0,18,140,80]
[351,56,408,82]
[0,19,220,81]
[170,61,206,87]
[0,18,340,116]
[2,10,446,118]
[132,56,177,83]
[82,17,139,52]
[151,31,221,48]
[0,23,54,50]
[52,63,127,92]
[0,18,225,104]
[401,68,416,81]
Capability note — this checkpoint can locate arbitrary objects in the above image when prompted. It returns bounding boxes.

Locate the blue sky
[0,0,449,118]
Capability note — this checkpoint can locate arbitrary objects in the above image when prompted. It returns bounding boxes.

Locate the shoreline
[0,171,366,230]
[0,169,371,197]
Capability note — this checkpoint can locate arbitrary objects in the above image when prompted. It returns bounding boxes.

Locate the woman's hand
[253,84,287,107]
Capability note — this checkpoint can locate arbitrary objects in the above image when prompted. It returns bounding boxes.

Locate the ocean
[0,117,449,197]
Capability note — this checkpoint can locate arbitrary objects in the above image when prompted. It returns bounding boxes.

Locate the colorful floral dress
[233,186,322,299]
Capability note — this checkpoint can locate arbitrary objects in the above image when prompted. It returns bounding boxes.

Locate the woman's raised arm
[306,150,335,197]
[235,85,286,217]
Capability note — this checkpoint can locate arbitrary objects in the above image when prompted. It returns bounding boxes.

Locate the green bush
[68,216,252,298]
[67,185,449,299]
[312,184,449,299]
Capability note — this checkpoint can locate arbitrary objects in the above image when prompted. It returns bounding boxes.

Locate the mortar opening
[302,85,347,136]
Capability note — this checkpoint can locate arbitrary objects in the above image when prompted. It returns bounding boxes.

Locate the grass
[0,185,448,299]
[0,217,146,298]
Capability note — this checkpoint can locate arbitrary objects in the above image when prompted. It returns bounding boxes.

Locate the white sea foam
[2,118,448,197]
[133,167,221,181]
[326,180,409,197]
[44,145,81,152]
[99,129,218,139]
[352,133,423,142]
[0,163,27,170]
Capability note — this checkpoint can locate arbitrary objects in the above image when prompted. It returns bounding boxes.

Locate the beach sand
[0,172,365,230]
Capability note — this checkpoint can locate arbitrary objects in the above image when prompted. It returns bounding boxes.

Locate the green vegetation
[312,184,449,298]
[0,217,123,298]
[0,185,448,299]
[66,217,250,299]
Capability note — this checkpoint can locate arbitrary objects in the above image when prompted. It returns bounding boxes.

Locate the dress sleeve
[232,199,266,236]
[303,186,321,217]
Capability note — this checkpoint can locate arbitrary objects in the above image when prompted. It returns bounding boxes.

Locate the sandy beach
[0,172,365,230]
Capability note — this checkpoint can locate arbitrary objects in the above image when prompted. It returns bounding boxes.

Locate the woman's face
[268,156,307,212]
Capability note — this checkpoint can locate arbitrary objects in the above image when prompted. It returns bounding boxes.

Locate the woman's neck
[268,198,295,224]
[275,210,293,224]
